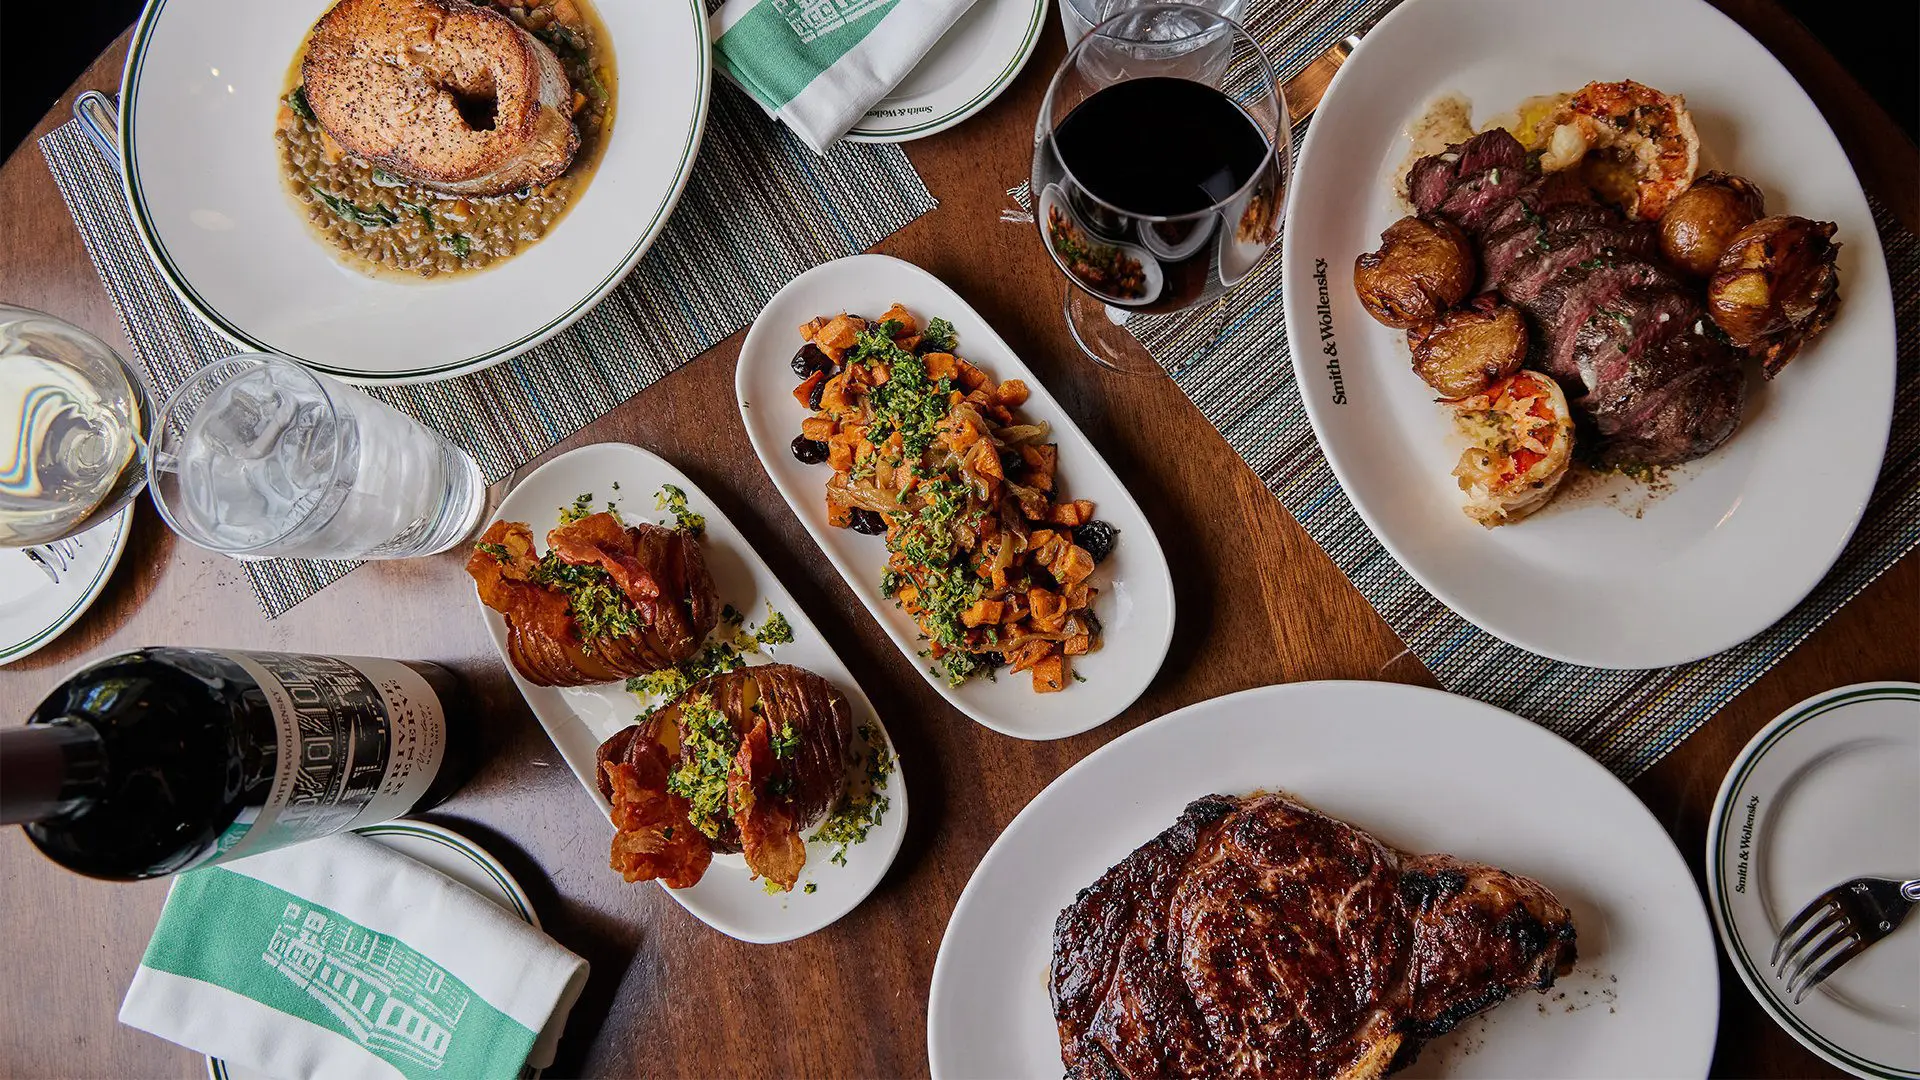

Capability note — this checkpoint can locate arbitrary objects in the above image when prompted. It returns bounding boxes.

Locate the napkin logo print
[262,900,471,1071]
[773,0,891,44]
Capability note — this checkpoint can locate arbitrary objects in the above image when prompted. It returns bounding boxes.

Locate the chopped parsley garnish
[623,607,793,699]
[558,492,596,525]
[529,554,639,648]
[474,541,510,560]
[803,882,818,894]
[755,610,794,647]
[919,317,957,353]
[861,335,959,457]
[811,728,895,866]
[771,722,799,760]
[664,695,738,839]
[656,485,705,537]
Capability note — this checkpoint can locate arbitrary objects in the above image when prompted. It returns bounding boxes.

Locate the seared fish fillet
[1052,793,1578,1078]
[302,0,580,196]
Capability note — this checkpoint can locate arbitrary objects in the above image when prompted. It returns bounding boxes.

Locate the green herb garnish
[309,187,397,229]
[811,728,896,865]
[919,317,957,353]
[474,541,510,560]
[664,695,738,839]
[655,484,705,537]
[803,882,817,894]
[286,85,316,123]
[558,492,596,525]
[771,722,799,760]
[529,555,638,648]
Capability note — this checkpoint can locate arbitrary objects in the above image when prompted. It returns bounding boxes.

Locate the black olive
[1074,520,1118,565]
[807,374,828,410]
[848,508,887,535]
[790,343,834,379]
[789,435,828,465]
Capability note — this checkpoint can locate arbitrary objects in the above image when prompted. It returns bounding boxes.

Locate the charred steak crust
[1051,795,1576,1079]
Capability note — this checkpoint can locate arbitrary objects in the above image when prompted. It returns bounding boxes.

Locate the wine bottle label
[188,653,448,869]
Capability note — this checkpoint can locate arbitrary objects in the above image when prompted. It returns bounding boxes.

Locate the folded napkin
[120,833,588,1080]
[713,0,979,154]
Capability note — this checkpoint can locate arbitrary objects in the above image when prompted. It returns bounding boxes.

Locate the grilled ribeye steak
[1409,128,1745,465]
[1052,794,1576,1079]
[303,0,580,196]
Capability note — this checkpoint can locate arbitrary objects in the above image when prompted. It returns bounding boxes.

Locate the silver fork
[23,540,82,585]
[1772,876,1920,1003]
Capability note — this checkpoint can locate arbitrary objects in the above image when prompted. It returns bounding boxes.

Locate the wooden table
[2,4,1914,1076]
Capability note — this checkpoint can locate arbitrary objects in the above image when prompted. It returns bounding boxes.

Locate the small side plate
[735,254,1176,741]
[1706,683,1920,1079]
[472,442,908,943]
[209,819,540,1080]
[1,506,133,667]
[844,0,1047,143]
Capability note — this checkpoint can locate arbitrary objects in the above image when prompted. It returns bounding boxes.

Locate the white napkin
[712,0,980,154]
[120,832,588,1080]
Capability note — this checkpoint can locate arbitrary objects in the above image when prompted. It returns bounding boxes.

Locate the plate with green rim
[208,819,543,1080]
[121,0,710,384]
[0,506,132,668]
[844,0,1047,143]
[1706,682,1920,1079]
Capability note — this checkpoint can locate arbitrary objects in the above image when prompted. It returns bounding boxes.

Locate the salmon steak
[301,0,580,196]
[1052,793,1578,1078]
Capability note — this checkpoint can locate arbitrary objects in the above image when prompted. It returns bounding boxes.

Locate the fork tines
[1771,889,1866,1004]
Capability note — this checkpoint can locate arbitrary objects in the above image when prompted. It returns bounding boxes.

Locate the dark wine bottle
[2,648,475,881]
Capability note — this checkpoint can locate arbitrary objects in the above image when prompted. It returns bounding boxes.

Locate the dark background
[2,0,1914,159]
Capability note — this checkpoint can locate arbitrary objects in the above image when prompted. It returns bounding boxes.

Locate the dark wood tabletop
[1,3,1915,1077]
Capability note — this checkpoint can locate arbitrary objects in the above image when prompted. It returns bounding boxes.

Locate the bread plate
[927,680,1720,1078]
[844,0,1047,144]
[1280,0,1896,668]
[735,254,1175,741]
[120,0,709,383]
[472,442,906,943]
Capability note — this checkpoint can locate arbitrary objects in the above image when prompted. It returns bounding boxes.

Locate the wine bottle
[2,647,475,881]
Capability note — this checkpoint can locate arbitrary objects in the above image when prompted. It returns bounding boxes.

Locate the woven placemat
[40,81,935,617]
[1124,0,1920,779]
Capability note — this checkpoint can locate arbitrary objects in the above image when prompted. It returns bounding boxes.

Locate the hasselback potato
[467,512,720,687]
[597,664,856,891]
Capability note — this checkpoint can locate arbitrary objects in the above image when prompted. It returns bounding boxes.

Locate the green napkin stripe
[141,867,536,1080]
[715,0,899,110]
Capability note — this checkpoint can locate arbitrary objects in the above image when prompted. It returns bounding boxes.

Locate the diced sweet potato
[827,500,851,528]
[1031,653,1066,693]
[956,360,992,391]
[1019,445,1056,492]
[961,599,1005,627]
[996,379,1031,407]
[923,352,959,381]
[1049,499,1095,527]
[800,416,836,441]
[1064,633,1091,657]
[793,371,825,409]
[816,315,863,355]
[1052,544,1095,585]
[799,317,828,342]
[1006,639,1052,674]
[878,304,917,334]
[818,372,851,413]
[827,440,853,473]
[966,440,1004,481]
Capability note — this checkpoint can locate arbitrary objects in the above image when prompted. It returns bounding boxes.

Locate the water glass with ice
[147,355,485,560]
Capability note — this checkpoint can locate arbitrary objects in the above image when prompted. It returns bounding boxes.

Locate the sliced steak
[1581,319,1746,466]
[1407,128,1533,229]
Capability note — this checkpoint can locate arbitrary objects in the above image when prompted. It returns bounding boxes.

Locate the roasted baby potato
[1353,215,1477,329]
[1659,172,1765,276]
[1408,295,1528,399]
[1707,215,1841,378]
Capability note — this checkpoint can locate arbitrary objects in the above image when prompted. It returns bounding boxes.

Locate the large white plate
[735,254,1175,741]
[121,0,710,383]
[927,681,1720,1078]
[473,442,907,944]
[0,506,133,667]
[845,0,1047,143]
[1279,0,1896,668]
[1706,683,1919,1079]
[211,819,542,1080]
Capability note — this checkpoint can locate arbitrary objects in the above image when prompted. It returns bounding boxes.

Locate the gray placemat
[40,81,935,617]
[1126,0,1920,779]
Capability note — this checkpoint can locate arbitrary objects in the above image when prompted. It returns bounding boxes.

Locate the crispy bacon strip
[546,512,664,601]
[605,735,712,890]
[728,718,806,892]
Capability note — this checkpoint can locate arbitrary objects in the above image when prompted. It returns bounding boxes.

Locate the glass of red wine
[1032,3,1290,374]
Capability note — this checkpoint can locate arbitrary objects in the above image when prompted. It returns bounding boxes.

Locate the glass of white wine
[0,305,152,546]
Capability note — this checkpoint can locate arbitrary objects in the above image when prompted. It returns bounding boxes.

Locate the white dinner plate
[735,254,1175,741]
[208,819,542,1080]
[121,0,710,383]
[0,506,133,667]
[1706,683,1920,1079]
[473,442,907,943]
[927,681,1720,1078]
[1279,0,1896,668]
[844,0,1047,143]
